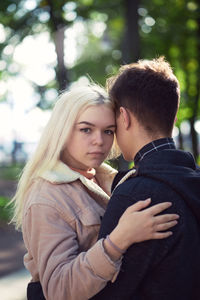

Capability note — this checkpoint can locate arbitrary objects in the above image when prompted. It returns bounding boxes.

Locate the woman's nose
[93,132,103,145]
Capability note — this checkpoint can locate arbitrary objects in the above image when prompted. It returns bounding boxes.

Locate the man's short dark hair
[106,57,180,137]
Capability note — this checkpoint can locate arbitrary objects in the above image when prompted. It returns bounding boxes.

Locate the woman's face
[62,104,116,170]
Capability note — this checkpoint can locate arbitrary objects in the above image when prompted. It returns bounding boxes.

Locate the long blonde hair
[11,84,118,230]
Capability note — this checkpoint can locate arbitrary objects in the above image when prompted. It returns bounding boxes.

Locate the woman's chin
[88,159,104,169]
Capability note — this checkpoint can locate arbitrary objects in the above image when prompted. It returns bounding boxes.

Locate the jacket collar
[111,169,137,194]
[39,161,117,200]
[134,137,175,166]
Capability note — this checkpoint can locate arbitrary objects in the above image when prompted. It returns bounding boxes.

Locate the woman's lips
[88,152,104,156]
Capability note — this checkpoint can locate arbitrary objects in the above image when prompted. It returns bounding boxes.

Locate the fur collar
[40,161,117,200]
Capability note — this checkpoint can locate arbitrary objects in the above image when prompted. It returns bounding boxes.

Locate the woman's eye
[104,130,114,135]
[80,128,91,133]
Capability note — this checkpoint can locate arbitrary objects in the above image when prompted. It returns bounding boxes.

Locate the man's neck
[126,114,172,161]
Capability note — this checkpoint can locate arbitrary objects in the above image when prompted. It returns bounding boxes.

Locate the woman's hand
[104,199,179,261]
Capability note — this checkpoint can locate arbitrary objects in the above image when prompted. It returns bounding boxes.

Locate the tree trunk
[122,0,140,63]
[47,0,69,91]
[178,127,184,150]
[54,26,68,91]
[116,0,140,171]
[189,117,198,160]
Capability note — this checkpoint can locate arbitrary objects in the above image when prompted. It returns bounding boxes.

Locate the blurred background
[0,0,199,299]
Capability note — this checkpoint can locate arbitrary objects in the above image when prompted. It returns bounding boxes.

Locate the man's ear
[119,107,131,129]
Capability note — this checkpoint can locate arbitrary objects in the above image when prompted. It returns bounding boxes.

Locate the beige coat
[22,161,121,300]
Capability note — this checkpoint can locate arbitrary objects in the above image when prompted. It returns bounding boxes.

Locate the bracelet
[106,235,126,254]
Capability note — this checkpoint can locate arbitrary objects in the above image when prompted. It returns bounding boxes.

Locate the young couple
[12,57,200,300]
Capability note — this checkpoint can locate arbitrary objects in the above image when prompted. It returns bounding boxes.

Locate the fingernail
[145,198,151,202]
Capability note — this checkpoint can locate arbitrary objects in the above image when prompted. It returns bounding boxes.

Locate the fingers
[127,198,151,212]
[144,202,172,216]
[155,214,179,224]
[156,220,178,232]
[152,231,173,239]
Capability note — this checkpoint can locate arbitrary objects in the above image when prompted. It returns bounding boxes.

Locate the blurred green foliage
[0,196,11,222]
[0,164,24,180]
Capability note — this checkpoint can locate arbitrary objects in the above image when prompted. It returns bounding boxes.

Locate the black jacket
[92,149,200,300]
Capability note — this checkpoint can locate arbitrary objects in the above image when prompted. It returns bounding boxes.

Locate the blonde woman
[11,84,179,300]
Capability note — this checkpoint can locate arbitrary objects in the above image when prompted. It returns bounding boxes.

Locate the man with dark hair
[92,57,200,300]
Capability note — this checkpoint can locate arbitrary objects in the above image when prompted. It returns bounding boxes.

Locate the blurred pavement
[0,222,31,300]
[0,268,31,300]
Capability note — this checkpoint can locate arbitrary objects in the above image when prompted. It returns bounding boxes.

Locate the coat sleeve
[23,203,121,300]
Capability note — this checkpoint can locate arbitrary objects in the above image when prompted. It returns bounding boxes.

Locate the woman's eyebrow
[77,121,116,128]
[77,121,95,126]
